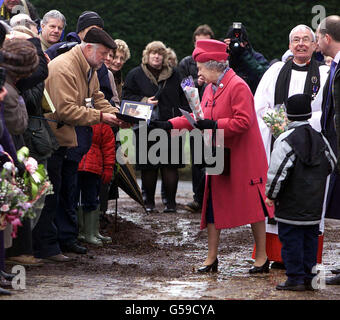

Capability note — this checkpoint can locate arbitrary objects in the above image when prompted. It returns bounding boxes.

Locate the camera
[228,22,244,54]
[0,67,6,91]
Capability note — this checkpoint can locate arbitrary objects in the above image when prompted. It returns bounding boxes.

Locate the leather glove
[101,169,113,185]
[14,160,26,177]
[149,120,173,130]
[194,119,217,130]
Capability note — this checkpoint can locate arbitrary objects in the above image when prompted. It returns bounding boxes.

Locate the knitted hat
[83,28,117,50]
[286,94,312,121]
[192,39,228,63]
[0,39,39,80]
[76,11,104,33]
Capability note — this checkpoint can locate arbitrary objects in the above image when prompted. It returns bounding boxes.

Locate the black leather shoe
[326,274,340,285]
[61,242,87,254]
[145,205,158,213]
[0,287,11,295]
[331,268,340,274]
[276,280,305,291]
[304,279,316,291]
[197,258,218,273]
[249,258,270,274]
[0,270,16,281]
[163,206,176,213]
[270,262,286,270]
[0,278,12,289]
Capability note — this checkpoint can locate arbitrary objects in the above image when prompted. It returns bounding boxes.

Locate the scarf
[275,57,321,106]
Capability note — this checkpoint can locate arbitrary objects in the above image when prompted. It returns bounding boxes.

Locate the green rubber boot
[77,207,85,242]
[95,211,112,244]
[84,210,103,246]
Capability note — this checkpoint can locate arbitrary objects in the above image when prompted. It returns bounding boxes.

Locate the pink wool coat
[170,69,274,230]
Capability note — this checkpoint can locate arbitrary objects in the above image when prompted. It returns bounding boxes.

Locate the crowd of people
[0,0,339,296]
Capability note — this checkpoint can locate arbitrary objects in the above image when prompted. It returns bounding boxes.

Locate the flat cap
[83,28,117,50]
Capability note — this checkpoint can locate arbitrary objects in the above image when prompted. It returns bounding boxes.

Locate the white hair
[289,24,316,42]
[204,60,229,72]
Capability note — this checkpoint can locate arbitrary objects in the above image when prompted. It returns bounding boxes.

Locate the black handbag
[194,128,230,175]
[23,117,59,161]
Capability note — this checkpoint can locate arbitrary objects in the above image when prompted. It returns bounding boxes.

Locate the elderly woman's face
[148,50,163,69]
[196,62,220,84]
[111,50,126,72]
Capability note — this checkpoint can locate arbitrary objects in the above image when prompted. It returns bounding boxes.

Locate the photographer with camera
[224,22,269,94]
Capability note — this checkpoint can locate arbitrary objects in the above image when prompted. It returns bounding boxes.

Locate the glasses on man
[291,36,313,44]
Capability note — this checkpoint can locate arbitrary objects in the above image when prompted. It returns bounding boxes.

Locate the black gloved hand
[149,120,173,130]
[194,119,217,130]
[14,160,26,177]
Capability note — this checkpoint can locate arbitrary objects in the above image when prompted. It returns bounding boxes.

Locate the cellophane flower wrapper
[181,76,204,121]
[263,104,289,139]
[0,146,53,237]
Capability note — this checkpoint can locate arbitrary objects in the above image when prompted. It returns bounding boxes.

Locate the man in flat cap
[44,12,120,257]
[32,28,130,262]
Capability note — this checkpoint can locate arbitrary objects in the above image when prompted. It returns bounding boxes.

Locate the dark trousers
[278,222,319,284]
[78,172,100,212]
[6,219,33,257]
[54,159,80,246]
[0,231,4,271]
[32,147,67,258]
[190,138,205,205]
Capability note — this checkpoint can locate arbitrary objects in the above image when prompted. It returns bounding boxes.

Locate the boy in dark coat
[265,93,336,291]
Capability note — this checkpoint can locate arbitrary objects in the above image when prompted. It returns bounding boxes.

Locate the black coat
[321,61,340,219]
[16,38,48,93]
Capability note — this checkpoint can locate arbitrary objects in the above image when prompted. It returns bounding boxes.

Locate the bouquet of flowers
[180,76,204,121]
[262,104,289,139]
[0,146,53,237]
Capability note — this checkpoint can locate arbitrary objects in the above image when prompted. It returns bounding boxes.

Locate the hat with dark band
[83,28,117,50]
[192,39,228,63]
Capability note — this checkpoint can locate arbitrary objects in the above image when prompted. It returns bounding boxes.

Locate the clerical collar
[292,61,310,72]
[294,61,307,67]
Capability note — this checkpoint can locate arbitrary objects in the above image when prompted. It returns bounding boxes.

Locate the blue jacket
[46,32,114,163]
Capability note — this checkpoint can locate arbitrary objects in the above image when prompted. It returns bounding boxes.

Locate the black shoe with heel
[249,258,270,274]
[0,270,16,281]
[197,258,218,273]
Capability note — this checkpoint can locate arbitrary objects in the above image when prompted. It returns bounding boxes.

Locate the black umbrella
[108,150,146,232]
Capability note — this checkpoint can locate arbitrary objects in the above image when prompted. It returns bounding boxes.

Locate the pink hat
[192,39,229,63]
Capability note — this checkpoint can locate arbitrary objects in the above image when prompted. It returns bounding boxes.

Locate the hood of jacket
[285,123,326,166]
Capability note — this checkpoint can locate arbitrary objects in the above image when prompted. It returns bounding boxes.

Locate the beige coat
[44,44,118,147]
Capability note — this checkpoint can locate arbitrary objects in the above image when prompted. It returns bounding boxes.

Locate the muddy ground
[1,181,340,301]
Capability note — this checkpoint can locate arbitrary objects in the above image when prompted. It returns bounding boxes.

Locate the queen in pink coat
[168,39,274,273]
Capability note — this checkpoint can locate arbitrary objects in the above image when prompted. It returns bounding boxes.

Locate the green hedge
[32,0,339,75]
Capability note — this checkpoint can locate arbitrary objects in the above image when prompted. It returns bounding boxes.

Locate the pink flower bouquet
[0,146,53,237]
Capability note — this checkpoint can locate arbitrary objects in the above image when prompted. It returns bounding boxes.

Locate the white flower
[3,162,14,171]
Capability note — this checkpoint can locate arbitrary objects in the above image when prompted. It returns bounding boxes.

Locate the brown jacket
[44,44,118,147]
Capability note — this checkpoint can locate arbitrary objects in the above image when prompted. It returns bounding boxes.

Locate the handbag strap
[29,115,64,129]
